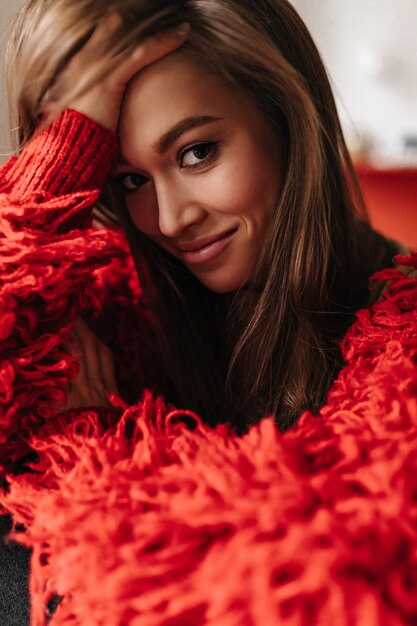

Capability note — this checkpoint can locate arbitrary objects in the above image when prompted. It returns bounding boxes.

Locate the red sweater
[0,110,167,472]
[1,110,417,625]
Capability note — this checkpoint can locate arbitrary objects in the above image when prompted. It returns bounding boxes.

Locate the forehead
[120,50,247,133]
[117,49,280,168]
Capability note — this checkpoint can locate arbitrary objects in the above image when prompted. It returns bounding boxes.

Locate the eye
[178,142,219,169]
[115,173,149,193]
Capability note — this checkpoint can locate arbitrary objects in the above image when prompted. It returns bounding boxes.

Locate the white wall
[291,0,417,164]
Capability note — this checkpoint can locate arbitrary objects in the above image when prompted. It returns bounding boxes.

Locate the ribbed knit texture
[1,109,417,625]
[0,109,163,474]
[4,109,119,198]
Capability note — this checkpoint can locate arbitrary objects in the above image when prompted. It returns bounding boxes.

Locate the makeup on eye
[177,140,220,168]
[115,172,149,193]
[114,140,221,192]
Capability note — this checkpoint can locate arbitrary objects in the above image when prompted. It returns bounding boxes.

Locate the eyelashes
[114,141,220,193]
[177,141,219,168]
[115,172,148,193]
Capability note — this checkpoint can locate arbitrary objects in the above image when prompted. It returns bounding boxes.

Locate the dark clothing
[0,516,30,626]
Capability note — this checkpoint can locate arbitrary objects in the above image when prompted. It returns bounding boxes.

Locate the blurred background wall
[0,0,24,160]
[291,0,417,166]
[1,0,417,244]
[290,0,417,246]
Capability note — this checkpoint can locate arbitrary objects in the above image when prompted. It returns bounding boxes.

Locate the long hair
[6,0,396,431]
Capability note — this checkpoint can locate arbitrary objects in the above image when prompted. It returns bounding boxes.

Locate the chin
[195,270,250,294]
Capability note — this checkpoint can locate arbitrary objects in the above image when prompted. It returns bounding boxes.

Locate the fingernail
[175,22,191,36]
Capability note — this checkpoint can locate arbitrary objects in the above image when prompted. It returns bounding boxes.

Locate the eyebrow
[118,115,222,165]
[154,115,222,154]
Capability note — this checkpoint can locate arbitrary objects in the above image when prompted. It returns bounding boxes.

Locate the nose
[155,179,206,239]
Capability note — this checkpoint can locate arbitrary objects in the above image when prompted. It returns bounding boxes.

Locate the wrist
[71,102,120,134]
[5,109,119,198]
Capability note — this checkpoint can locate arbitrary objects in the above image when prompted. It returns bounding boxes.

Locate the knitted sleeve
[0,110,165,473]
[0,109,118,226]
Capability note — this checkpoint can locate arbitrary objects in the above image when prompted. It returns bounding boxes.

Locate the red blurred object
[356,164,417,249]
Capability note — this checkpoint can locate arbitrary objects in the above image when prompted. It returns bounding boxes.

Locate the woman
[1,0,413,624]
[4,0,398,432]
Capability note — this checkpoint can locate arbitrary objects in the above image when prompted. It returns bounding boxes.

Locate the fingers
[72,318,102,392]
[73,318,119,401]
[100,341,119,395]
[42,10,190,133]
[53,318,118,414]
[48,19,190,131]
[88,12,122,48]
[68,16,190,85]
[114,24,191,85]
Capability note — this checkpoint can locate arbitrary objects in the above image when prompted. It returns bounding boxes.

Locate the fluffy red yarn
[1,253,417,625]
[1,111,417,625]
[0,111,162,472]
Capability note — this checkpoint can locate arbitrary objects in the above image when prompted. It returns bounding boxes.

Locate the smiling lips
[176,228,238,265]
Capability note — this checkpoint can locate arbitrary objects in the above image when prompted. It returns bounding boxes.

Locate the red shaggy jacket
[1,110,417,626]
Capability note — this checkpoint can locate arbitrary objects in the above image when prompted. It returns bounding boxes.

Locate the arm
[0,23,189,473]
[0,111,122,472]
[1,109,117,210]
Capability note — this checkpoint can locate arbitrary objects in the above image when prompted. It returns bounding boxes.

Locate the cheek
[192,168,243,215]
[201,152,280,221]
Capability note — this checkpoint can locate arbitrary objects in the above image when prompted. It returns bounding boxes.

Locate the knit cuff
[5,109,119,198]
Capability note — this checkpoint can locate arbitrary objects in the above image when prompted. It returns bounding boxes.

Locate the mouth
[176,228,238,266]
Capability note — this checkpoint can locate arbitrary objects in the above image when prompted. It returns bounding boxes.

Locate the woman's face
[115,51,285,293]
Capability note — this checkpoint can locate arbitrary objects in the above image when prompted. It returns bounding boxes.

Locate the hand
[52,318,119,415]
[42,16,190,132]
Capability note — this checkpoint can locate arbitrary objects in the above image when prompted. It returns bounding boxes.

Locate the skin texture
[52,318,119,412]
[114,51,285,293]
